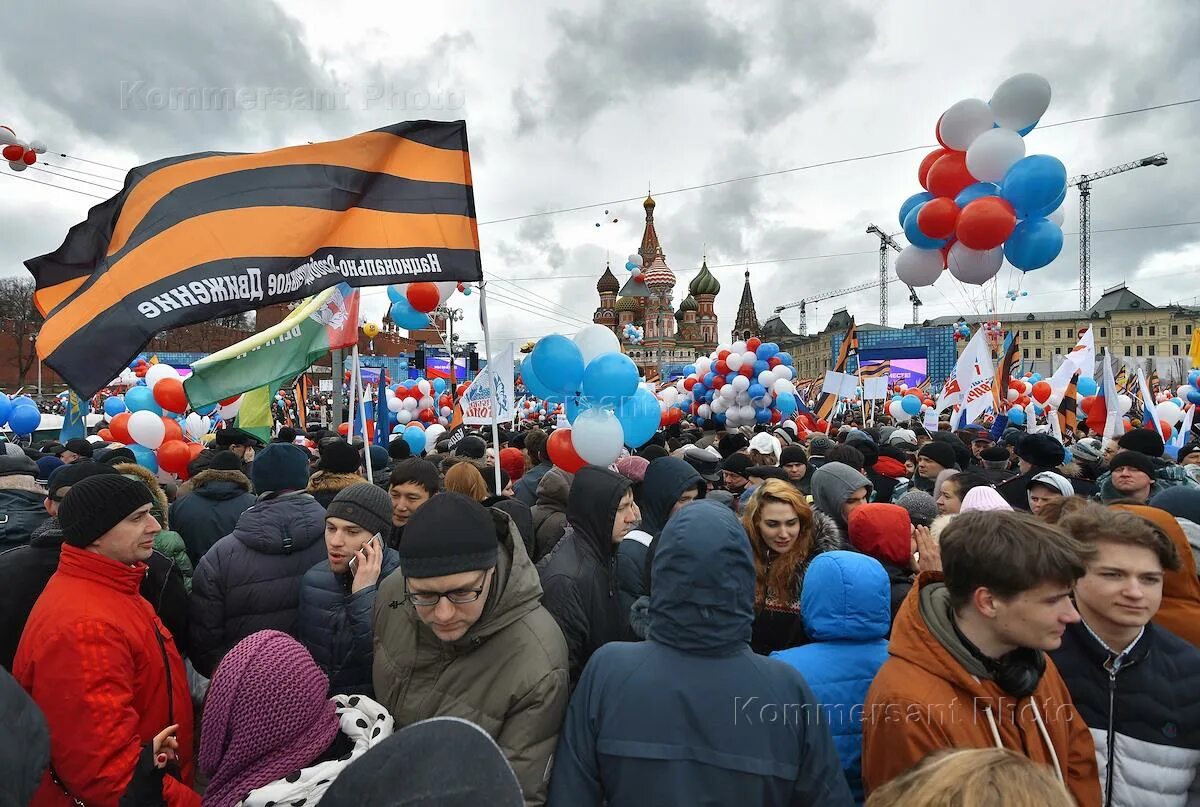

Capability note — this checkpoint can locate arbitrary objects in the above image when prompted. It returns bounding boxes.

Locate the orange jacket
[1111,504,1200,647]
[13,544,198,807]
[862,572,1101,807]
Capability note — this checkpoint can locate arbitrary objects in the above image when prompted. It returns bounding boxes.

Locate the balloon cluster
[672,338,798,429]
[386,281,460,331]
[952,322,972,342]
[594,209,618,227]
[623,253,645,283]
[0,394,40,435]
[622,323,644,344]
[1005,288,1030,302]
[884,387,937,422]
[521,325,651,471]
[895,73,1067,289]
[0,126,45,172]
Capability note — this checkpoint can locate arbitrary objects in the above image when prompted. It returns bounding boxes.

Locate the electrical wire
[0,170,107,199]
[29,166,122,191]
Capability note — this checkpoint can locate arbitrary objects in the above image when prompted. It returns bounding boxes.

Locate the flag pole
[478,281,504,496]
[352,347,373,484]
[346,347,357,444]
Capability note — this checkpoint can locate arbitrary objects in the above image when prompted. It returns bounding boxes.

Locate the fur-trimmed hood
[190,468,252,495]
[811,509,848,554]
[114,462,170,528]
[305,471,365,494]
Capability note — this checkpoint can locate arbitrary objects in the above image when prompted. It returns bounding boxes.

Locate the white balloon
[218,398,242,420]
[573,324,622,365]
[387,395,403,413]
[758,370,777,388]
[28,139,46,154]
[695,357,711,376]
[0,128,16,146]
[571,409,624,465]
[417,379,431,396]
[8,161,26,172]
[731,375,750,392]
[627,253,642,267]
[731,341,746,354]
[698,404,711,419]
[1117,394,1133,415]
[418,395,435,410]
[773,378,794,396]
[947,242,1004,285]
[440,406,452,416]
[775,365,794,381]
[739,405,757,421]
[1157,402,1183,425]
[128,410,166,449]
[675,379,686,394]
[735,391,751,406]
[895,246,944,287]
[1179,385,1194,400]
[145,363,179,390]
[966,127,1026,183]
[1007,388,1019,402]
[424,424,446,452]
[720,385,736,401]
[396,409,412,424]
[990,73,1052,132]
[726,353,743,371]
[435,281,458,301]
[184,412,206,439]
[938,98,995,150]
[1048,206,1065,227]
[889,400,908,421]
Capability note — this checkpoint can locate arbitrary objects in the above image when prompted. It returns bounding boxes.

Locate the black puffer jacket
[536,465,632,687]
[0,517,190,670]
[188,491,328,677]
[484,495,535,563]
[170,468,256,565]
[531,468,571,562]
[0,487,49,551]
[1051,620,1200,807]
[0,665,48,807]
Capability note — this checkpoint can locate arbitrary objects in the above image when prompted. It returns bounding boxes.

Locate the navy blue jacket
[512,461,552,507]
[188,491,328,677]
[170,468,256,565]
[772,551,891,804]
[297,548,400,697]
[547,501,851,806]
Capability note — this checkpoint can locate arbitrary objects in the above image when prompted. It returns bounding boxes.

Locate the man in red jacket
[14,475,198,806]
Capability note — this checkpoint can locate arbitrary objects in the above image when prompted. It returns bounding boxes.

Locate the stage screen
[858,347,928,388]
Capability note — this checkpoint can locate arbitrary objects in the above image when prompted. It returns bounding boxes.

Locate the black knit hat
[979,445,1010,463]
[456,435,486,460]
[63,438,94,459]
[779,445,809,466]
[398,492,498,578]
[720,452,753,478]
[1108,450,1157,479]
[317,439,362,474]
[209,450,243,472]
[47,460,120,501]
[59,475,154,548]
[252,443,312,493]
[326,483,394,539]
[1015,433,1065,469]
[916,441,957,471]
[1117,428,1165,458]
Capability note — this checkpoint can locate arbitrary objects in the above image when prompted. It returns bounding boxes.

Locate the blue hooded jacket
[547,501,851,806]
[772,551,890,804]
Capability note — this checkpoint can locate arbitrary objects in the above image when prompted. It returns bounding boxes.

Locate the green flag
[235,384,278,443]
[185,284,361,408]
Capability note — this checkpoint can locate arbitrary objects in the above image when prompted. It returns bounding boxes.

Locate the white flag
[462,343,516,425]
[1136,366,1163,442]
[1101,350,1125,444]
[935,366,963,413]
[863,377,889,400]
[960,330,996,423]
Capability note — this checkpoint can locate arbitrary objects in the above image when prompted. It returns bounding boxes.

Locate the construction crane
[865,224,923,328]
[1070,153,1167,310]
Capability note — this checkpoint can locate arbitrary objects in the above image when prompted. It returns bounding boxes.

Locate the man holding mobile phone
[298,483,399,696]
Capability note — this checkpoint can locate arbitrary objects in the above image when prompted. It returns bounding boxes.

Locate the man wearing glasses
[373,491,568,807]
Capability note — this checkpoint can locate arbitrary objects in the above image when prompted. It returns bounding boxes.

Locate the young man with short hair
[373,492,568,805]
[385,458,440,549]
[1051,502,1200,806]
[862,511,1102,806]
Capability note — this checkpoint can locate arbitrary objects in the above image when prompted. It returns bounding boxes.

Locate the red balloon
[768,357,781,368]
[162,417,184,444]
[219,395,241,406]
[406,421,426,431]
[153,377,188,413]
[934,113,949,149]
[717,350,730,360]
[739,364,754,378]
[548,428,586,473]
[98,428,114,442]
[1031,381,1052,404]
[188,442,206,460]
[109,413,133,444]
[939,243,952,269]
[683,377,698,391]
[926,151,974,199]
[1160,421,1173,441]
[21,150,35,166]
[918,148,948,189]
[337,423,349,436]
[770,410,782,424]
[1,144,21,162]
[418,409,435,423]
[157,440,191,475]
[439,394,451,407]
[916,197,960,239]
[815,419,829,432]
[956,197,1016,250]
[405,282,441,313]
[714,360,730,376]
[711,375,726,390]
[633,273,645,283]
[745,338,762,352]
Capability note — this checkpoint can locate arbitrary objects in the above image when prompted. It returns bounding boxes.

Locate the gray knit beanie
[325,483,394,539]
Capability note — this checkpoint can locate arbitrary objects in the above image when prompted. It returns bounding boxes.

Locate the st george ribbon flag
[26,121,483,397]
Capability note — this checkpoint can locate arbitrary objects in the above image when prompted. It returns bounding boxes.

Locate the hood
[848,503,913,567]
[307,471,366,494]
[191,468,252,497]
[114,461,170,528]
[30,515,64,547]
[230,492,326,554]
[565,466,631,557]
[888,573,995,692]
[457,513,543,648]
[810,462,871,527]
[801,551,891,642]
[637,457,702,537]
[534,467,571,513]
[873,455,908,479]
[648,500,753,655]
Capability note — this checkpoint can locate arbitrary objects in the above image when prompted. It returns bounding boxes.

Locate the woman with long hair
[442,462,489,502]
[741,478,842,654]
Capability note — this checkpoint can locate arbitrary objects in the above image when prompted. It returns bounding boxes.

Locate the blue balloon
[1030,373,1042,382]
[1004,218,1064,272]
[1016,120,1039,137]
[1190,370,1200,387]
[1076,377,1099,397]
[0,396,11,427]
[8,405,39,435]
[1172,397,1185,409]
[103,396,127,417]
[903,204,949,250]
[615,387,660,448]
[1007,408,1026,426]
[776,392,798,415]
[386,285,403,303]
[564,392,591,424]
[433,378,446,395]
[519,358,562,403]
[704,390,715,403]
[403,426,426,455]
[124,386,163,415]
[755,407,772,424]
[129,444,159,473]
[775,352,793,367]
[9,396,35,411]
[531,335,586,396]
[748,383,767,400]
[1188,389,1200,406]
[714,412,726,425]
[389,299,431,331]
[954,181,999,208]
[703,372,716,387]
[683,364,696,376]
[625,261,637,271]
[753,360,769,375]
[899,191,934,228]
[1000,155,1068,220]
[580,352,638,402]
[901,394,923,416]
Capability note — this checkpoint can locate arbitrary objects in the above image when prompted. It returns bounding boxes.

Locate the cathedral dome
[596,265,620,295]
[688,260,721,296]
[643,255,675,291]
[679,294,699,312]
[615,296,638,312]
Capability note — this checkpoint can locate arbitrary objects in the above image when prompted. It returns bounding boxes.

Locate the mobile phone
[348,532,382,575]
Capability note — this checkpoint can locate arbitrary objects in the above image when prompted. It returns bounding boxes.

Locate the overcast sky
[2,0,1197,355]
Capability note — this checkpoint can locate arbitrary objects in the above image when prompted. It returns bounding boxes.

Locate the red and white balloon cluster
[0,126,45,172]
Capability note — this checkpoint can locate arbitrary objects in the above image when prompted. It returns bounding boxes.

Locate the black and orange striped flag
[27,121,482,396]
[993,330,1021,411]
[859,360,891,380]
[1058,370,1080,435]
[815,317,857,421]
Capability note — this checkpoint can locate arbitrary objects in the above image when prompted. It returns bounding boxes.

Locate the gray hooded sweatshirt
[810,462,872,534]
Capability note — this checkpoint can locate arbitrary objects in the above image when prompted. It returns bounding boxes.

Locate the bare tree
[211,311,255,330]
[0,277,43,385]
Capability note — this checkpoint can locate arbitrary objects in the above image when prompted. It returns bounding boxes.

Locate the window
[1149,326,1156,336]
[1055,347,1062,355]
[1136,345,1143,357]
[1100,327,1108,338]
[1035,348,1042,359]
[1124,346,1131,357]
[1022,330,1029,340]
[1173,344,1181,356]
[1125,327,1132,337]
[1189,324,1194,335]
[1136,326,1143,337]
[1173,325,1179,336]
[1035,330,1042,340]
[1023,348,1030,359]
[1148,345,1155,356]
[1054,329,1061,340]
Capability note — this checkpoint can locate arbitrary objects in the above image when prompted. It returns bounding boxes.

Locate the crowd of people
[2,411,1199,806]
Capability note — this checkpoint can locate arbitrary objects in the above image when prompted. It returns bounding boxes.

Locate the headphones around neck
[952,618,1046,698]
